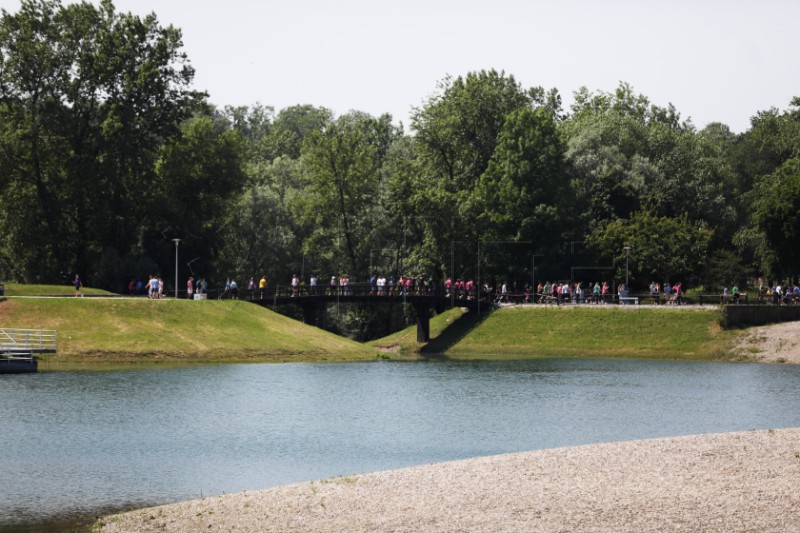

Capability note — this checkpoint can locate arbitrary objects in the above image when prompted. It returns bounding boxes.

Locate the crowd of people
[279,273,443,297]
[760,281,800,305]
[121,271,800,308]
[126,275,211,299]
[260,274,685,305]
[269,273,688,306]
[125,275,168,299]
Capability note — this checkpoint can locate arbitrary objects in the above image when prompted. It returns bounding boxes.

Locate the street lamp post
[624,246,631,289]
[172,239,181,299]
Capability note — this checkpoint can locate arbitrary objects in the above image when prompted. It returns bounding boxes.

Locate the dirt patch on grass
[374,343,401,355]
[0,298,18,320]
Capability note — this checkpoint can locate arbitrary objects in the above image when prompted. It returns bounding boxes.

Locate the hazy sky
[2,0,799,132]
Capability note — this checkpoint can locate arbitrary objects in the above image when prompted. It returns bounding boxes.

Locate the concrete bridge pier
[413,303,431,342]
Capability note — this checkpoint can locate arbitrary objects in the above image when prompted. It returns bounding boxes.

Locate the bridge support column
[300,302,320,327]
[414,303,431,343]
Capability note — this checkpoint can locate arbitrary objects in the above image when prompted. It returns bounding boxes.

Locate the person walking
[73,273,82,297]
[329,275,337,295]
[230,279,239,299]
[247,277,256,299]
[145,275,157,299]
[310,274,318,295]
[674,282,683,305]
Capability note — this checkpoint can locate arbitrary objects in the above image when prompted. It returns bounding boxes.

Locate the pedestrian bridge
[243,283,483,342]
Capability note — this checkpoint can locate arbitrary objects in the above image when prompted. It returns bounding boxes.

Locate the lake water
[3,358,800,532]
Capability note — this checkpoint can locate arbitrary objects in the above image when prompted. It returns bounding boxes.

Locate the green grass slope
[373,306,738,362]
[370,307,471,357]
[0,297,378,362]
[2,282,112,296]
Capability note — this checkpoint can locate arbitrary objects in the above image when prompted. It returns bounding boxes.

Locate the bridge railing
[272,282,446,298]
[206,285,779,308]
[210,282,784,308]
[0,328,58,353]
[221,282,454,300]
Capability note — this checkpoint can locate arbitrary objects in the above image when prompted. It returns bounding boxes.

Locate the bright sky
[2,0,799,133]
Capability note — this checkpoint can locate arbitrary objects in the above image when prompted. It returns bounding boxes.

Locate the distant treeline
[2,0,799,300]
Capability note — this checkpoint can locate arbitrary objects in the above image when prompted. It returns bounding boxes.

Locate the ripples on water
[2,358,800,531]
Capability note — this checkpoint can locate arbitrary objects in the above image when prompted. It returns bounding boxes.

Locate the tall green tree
[734,97,800,279]
[153,115,246,279]
[0,0,203,283]
[216,155,305,285]
[264,104,332,160]
[588,210,712,285]
[477,107,566,242]
[563,83,677,224]
[562,83,739,257]
[411,70,533,194]
[750,158,800,278]
[297,112,399,277]
[408,70,552,277]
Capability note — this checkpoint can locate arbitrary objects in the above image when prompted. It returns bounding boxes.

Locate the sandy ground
[734,321,800,364]
[98,428,800,533]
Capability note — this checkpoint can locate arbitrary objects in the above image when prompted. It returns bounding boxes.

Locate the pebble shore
[98,428,800,533]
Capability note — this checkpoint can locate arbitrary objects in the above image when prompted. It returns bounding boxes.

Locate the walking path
[98,428,800,533]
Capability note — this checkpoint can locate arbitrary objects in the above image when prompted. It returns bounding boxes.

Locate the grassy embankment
[1,283,741,364]
[2,282,111,296]
[373,305,741,362]
[0,296,378,364]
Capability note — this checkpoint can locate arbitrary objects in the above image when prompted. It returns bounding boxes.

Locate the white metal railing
[0,328,58,353]
[0,351,34,362]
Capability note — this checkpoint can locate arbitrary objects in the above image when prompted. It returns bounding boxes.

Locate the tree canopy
[0,0,207,282]
[2,0,799,314]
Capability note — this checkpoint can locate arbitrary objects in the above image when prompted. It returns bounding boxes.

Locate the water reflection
[2,359,800,531]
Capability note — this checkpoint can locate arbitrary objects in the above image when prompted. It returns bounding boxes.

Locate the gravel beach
[98,428,800,533]
[734,320,800,364]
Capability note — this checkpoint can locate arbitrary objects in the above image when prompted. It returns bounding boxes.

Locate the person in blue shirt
[73,274,82,297]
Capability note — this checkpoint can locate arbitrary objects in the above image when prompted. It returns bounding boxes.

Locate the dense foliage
[2,0,800,310]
